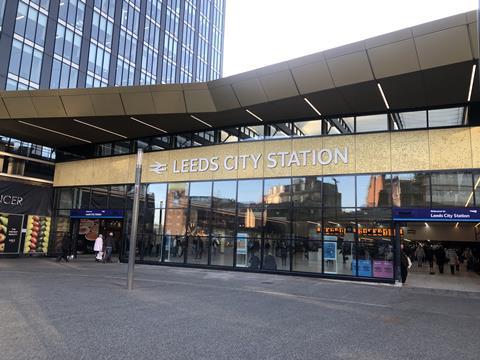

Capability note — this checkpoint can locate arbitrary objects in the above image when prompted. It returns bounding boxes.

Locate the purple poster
[373,260,393,279]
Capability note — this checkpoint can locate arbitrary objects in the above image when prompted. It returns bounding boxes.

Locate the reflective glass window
[147,183,167,208]
[323,215,356,276]
[189,181,212,207]
[356,174,391,208]
[391,173,430,207]
[392,110,427,130]
[323,176,355,208]
[265,123,292,139]
[429,107,465,128]
[239,125,264,141]
[264,178,291,206]
[237,179,263,207]
[475,173,480,207]
[431,172,473,207]
[292,177,322,207]
[166,182,189,208]
[356,114,388,133]
[212,180,237,208]
[294,120,322,137]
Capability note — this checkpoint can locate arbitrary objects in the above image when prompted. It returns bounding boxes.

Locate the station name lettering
[149,147,348,175]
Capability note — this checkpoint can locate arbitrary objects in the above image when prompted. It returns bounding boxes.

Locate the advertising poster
[0,213,23,254]
[23,215,51,254]
[373,260,394,279]
[236,233,248,267]
[352,259,373,277]
[323,241,337,260]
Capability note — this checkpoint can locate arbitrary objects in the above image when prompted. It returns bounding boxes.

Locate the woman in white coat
[94,234,103,262]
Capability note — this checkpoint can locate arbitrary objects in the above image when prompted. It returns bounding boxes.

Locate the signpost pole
[127,149,143,290]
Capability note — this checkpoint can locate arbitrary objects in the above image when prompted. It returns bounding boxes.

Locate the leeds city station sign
[149,146,349,175]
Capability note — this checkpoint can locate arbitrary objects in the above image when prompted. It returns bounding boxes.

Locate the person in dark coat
[400,244,410,284]
[103,232,114,263]
[435,246,446,274]
[424,245,435,274]
[56,232,71,262]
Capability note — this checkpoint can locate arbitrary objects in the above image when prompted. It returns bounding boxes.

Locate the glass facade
[52,170,480,281]
[56,105,471,162]
[1,0,225,90]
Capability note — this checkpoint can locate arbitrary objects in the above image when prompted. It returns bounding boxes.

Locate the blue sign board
[393,208,480,222]
[323,241,337,260]
[352,259,372,277]
[70,209,124,219]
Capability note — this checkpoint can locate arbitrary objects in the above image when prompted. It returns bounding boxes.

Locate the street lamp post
[127,149,143,290]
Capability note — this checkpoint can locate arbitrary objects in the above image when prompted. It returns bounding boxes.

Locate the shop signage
[149,146,348,175]
[70,209,124,219]
[0,181,53,216]
[393,208,480,222]
[0,213,23,254]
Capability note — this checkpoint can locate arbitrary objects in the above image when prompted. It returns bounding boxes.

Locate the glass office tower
[0,0,225,90]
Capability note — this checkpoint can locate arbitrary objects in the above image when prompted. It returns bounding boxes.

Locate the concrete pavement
[0,257,479,360]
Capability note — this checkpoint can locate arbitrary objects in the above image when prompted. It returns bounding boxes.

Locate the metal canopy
[0,10,478,148]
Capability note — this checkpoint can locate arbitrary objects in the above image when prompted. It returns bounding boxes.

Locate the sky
[223,0,477,77]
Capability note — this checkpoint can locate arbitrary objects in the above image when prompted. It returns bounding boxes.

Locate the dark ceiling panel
[0,120,80,147]
[139,114,205,133]
[378,72,427,110]
[305,88,352,116]
[249,96,314,123]
[199,108,253,129]
[423,61,472,107]
[337,81,386,114]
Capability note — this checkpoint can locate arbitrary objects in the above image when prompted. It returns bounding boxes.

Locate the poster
[236,233,248,267]
[0,213,23,254]
[373,260,394,279]
[23,215,51,254]
[352,259,373,277]
[323,241,337,260]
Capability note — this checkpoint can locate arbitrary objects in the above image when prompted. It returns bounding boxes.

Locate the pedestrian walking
[435,246,446,274]
[94,234,103,262]
[400,244,411,284]
[446,248,458,275]
[103,232,114,263]
[415,245,425,268]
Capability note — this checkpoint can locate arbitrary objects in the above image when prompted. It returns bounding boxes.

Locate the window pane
[90,186,108,209]
[57,188,74,209]
[212,180,237,208]
[265,123,291,139]
[164,208,187,235]
[264,178,291,206]
[356,174,391,208]
[392,173,430,207]
[109,185,126,209]
[189,181,212,207]
[20,45,33,79]
[237,179,263,207]
[210,236,234,267]
[294,120,322,137]
[431,172,473,207]
[9,40,22,76]
[323,176,355,208]
[186,235,208,265]
[146,183,167,208]
[357,220,394,279]
[263,239,291,271]
[392,111,427,130]
[166,182,189,208]
[323,216,356,276]
[292,177,322,207]
[356,114,388,133]
[239,125,264,141]
[263,207,290,239]
[429,107,465,128]
[475,173,480,207]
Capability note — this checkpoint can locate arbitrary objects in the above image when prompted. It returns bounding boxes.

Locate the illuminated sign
[323,227,404,236]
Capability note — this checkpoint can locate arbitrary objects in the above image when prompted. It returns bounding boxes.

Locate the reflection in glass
[109,185,126,209]
[188,207,210,236]
[265,123,292,139]
[239,125,264,141]
[292,208,322,273]
[263,239,290,271]
[356,174,391,207]
[429,107,465,128]
[292,177,322,207]
[391,173,430,207]
[294,120,322,137]
[147,183,167,208]
[392,111,427,130]
[210,236,234,267]
[166,182,189,208]
[263,207,290,239]
[357,220,393,279]
[213,180,237,208]
[187,236,208,265]
[237,179,263,207]
[90,186,108,209]
[322,219,356,276]
[163,235,186,264]
[431,172,473,207]
[189,181,212,207]
[212,208,236,237]
[264,178,291,205]
[323,176,355,207]
[475,173,480,207]
[356,114,388,133]
[164,208,187,236]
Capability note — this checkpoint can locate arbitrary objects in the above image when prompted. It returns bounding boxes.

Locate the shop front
[50,126,480,284]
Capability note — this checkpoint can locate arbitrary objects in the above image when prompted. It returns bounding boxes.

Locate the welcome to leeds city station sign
[149,146,349,175]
